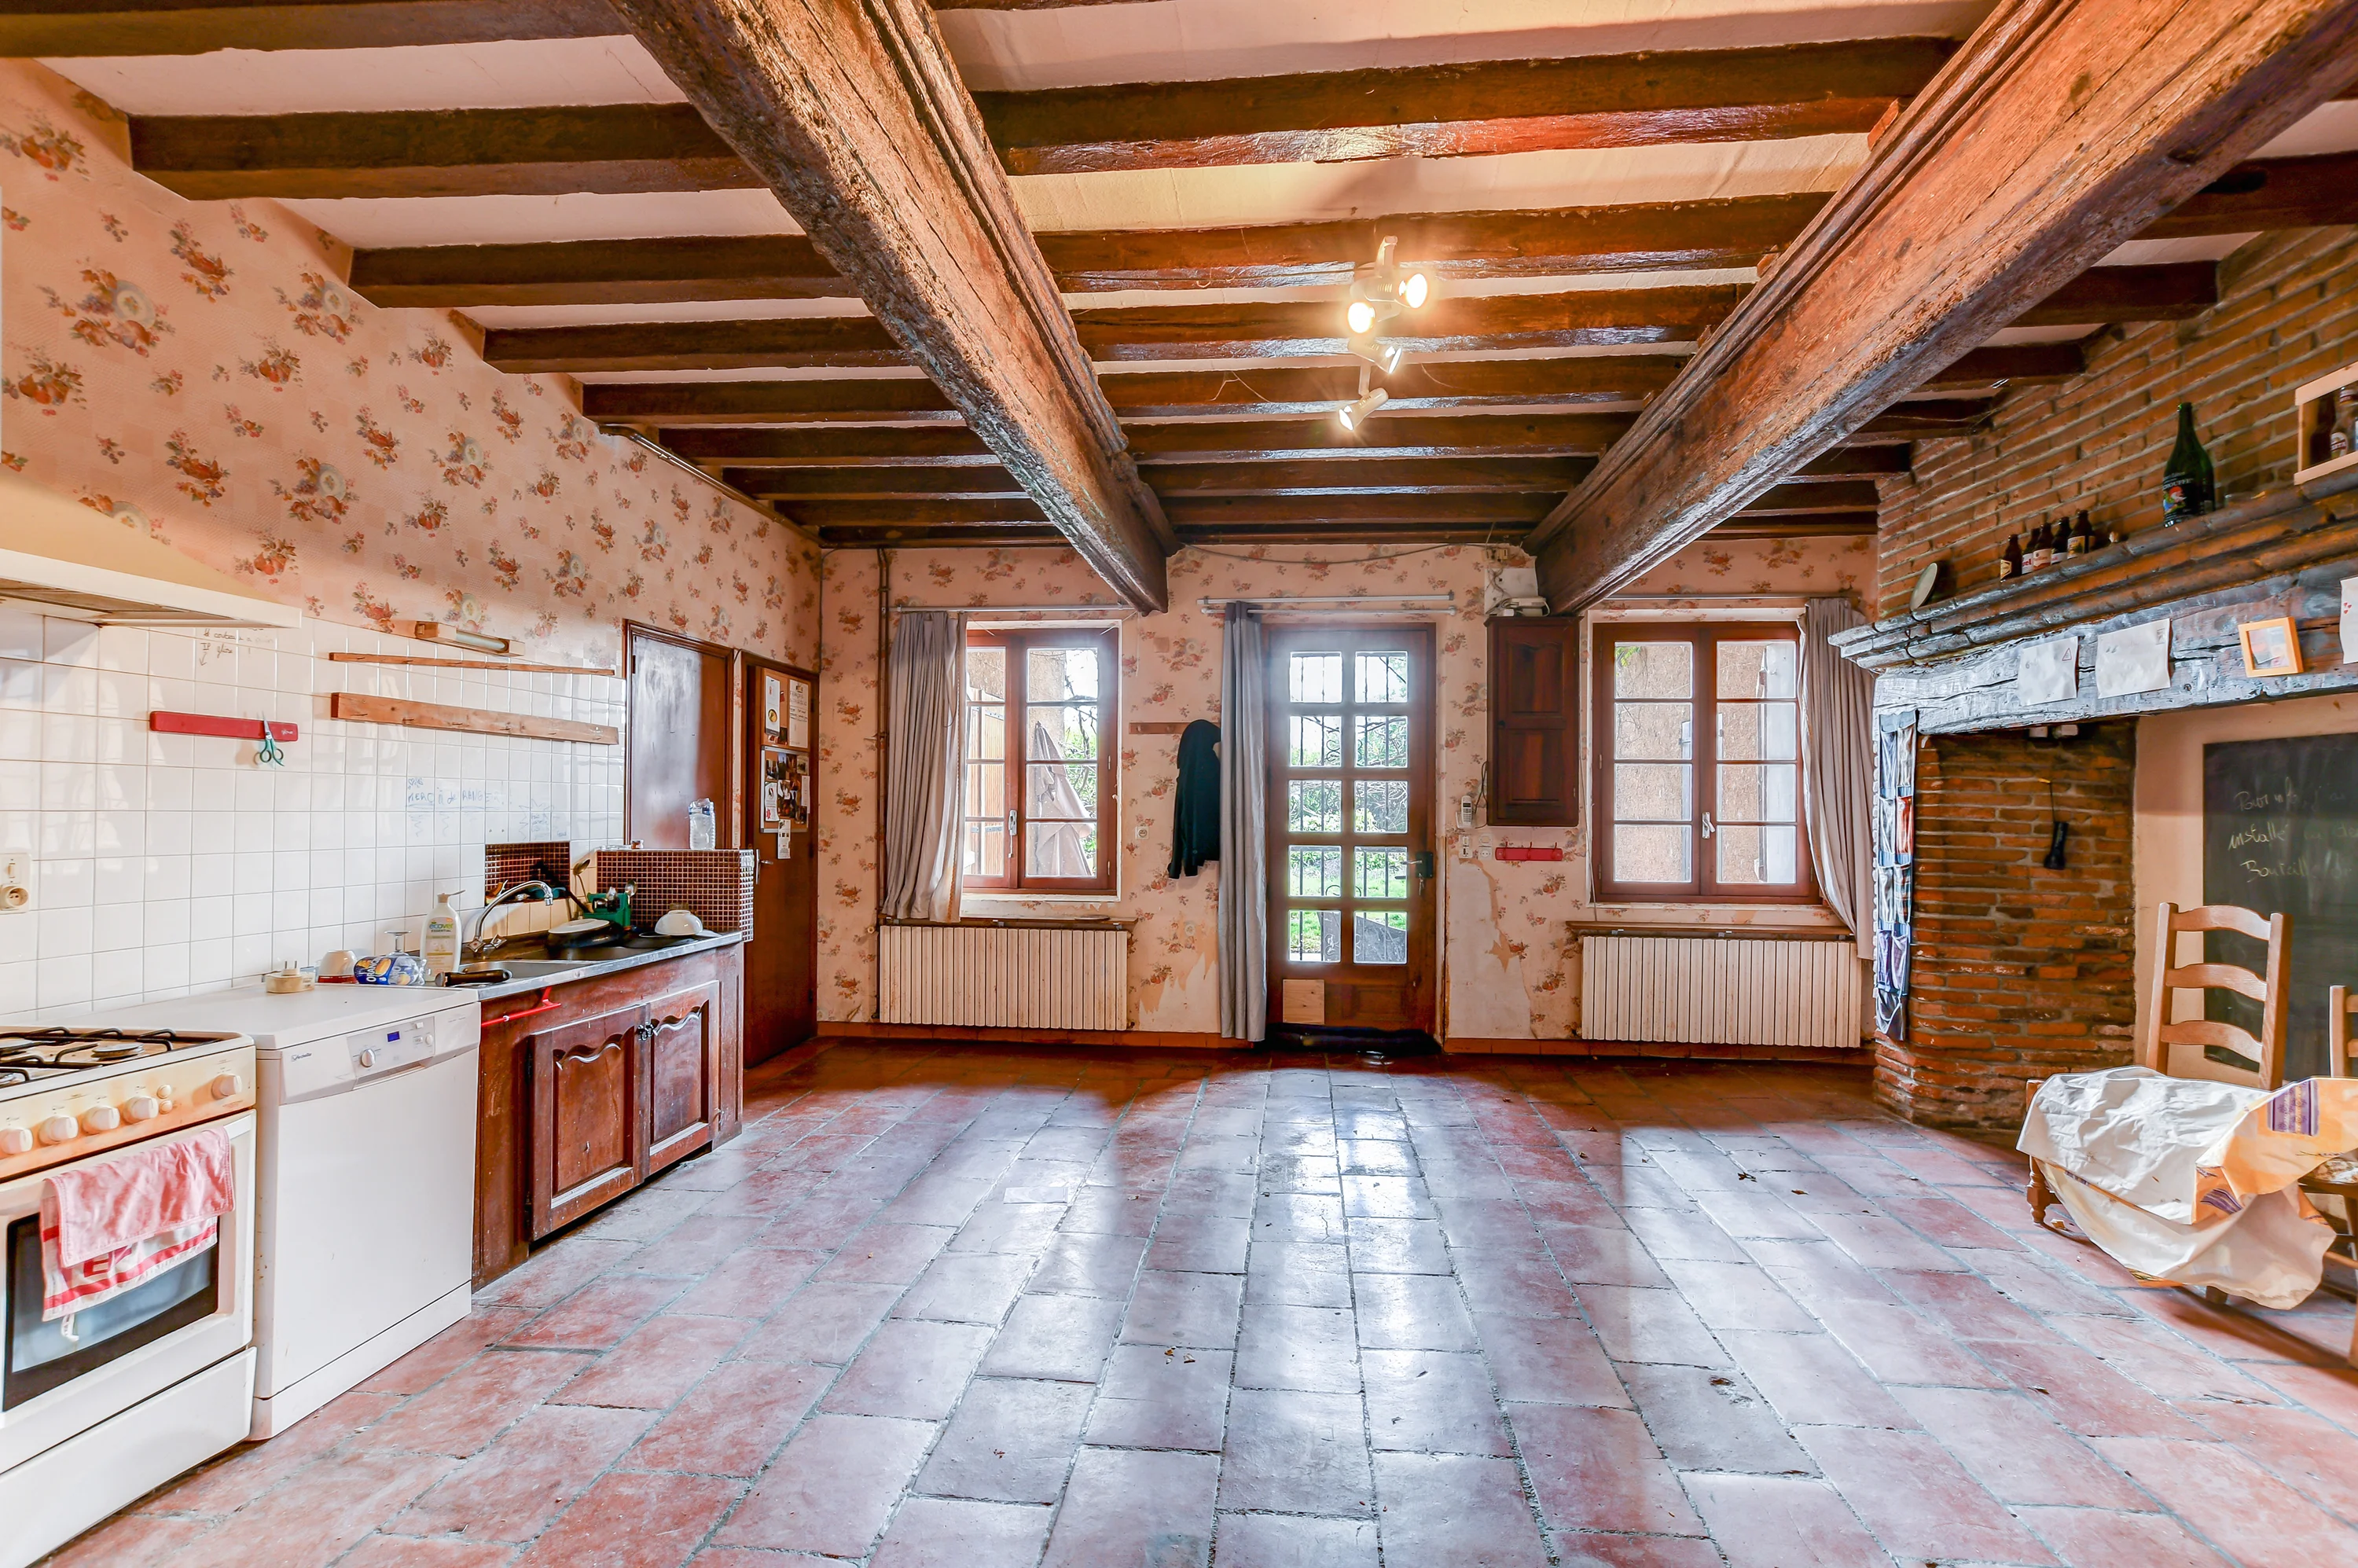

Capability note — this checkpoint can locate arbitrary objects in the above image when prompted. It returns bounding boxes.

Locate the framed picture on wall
[2238,616,2305,678]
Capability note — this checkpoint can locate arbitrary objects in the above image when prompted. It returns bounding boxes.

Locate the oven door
[0,1114,254,1472]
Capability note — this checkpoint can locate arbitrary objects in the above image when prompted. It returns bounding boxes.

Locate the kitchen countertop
[450,929,745,1005]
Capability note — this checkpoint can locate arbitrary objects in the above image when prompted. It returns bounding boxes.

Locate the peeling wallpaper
[0,60,819,670]
[816,534,1870,1041]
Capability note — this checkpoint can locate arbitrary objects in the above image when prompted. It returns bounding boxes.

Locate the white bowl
[655,909,707,937]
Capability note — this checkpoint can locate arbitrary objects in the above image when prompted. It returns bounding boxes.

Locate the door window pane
[1287,780,1342,833]
[1028,762,1094,821]
[1716,824,1798,885]
[1027,644,1099,702]
[1614,824,1691,883]
[1289,846,1342,898]
[964,645,1006,703]
[1356,651,1409,704]
[966,703,1004,762]
[1614,703,1691,760]
[1353,780,1409,834]
[1289,714,1341,767]
[1027,821,1096,879]
[1289,653,1342,703]
[962,821,1005,880]
[1287,908,1341,963]
[1354,846,1409,901]
[1717,703,1796,762]
[1613,641,1691,698]
[1715,763,1797,824]
[1612,763,1691,822]
[1717,638,1797,700]
[1353,714,1409,769]
[1353,909,1409,964]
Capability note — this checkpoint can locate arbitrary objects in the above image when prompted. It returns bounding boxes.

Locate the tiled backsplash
[0,605,626,1018]
[588,849,755,935]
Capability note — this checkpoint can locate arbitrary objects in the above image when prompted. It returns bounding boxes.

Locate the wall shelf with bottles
[2294,358,2358,487]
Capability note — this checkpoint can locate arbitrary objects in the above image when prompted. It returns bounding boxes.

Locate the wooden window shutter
[1489,619,1580,826]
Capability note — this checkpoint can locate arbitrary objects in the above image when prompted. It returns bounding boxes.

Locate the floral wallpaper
[816,532,1869,1042]
[0,61,819,669]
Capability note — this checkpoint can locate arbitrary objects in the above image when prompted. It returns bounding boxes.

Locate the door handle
[1415,851,1436,879]
[1702,813,1717,839]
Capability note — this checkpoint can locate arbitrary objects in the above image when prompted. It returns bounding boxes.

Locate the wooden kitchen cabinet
[476,941,745,1286]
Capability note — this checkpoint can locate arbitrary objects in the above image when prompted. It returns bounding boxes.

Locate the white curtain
[1802,597,1874,958]
[881,610,966,923]
[1218,608,1267,1041]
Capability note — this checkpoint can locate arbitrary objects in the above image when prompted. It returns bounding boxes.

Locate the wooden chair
[2308,988,2358,1359]
[2027,902,2288,1228]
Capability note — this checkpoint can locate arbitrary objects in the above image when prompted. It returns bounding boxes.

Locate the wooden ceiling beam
[2143,148,2358,237]
[1794,446,1912,479]
[777,498,1049,526]
[611,0,1170,608]
[2014,259,2216,325]
[1162,494,1556,526]
[1710,513,1881,538]
[1742,480,1881,514]
[1145,458,1594,495]
[974,39,1958,175]
[0,0,621,55]
[1530,0,2358,611]
[353,233,841,308]
[727,465,1026,498]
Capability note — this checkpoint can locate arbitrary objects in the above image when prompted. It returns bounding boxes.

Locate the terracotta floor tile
[472,1237,642,1309]
[1434,1195,1548,1254]
[1083,1344,1234,1452]
[1474,1312,1630,1408]
[1679,1473,1888,1568]
[2187,1397,2358,1518]
[1619,1363,1814,1474]
[2052,1313,2291,1405]
[1692,1188,1826,1242]
[1545,1531,1727,1568]
[1217,1386,1374,1517]
[1364,1349,1512,1455]
[335,1537,520,1568]
[1370,1452,1549,1567]
[821,1317,994,1419]
[663,1246,826,1319]
[871,1497,1054,1568]
[981,1291,1125,1383]
[38,1511,214,1567]
[894,1251,1035,1324]
[620,1216,773,1278]
[1543,1224,1673,1289]
[713,1412,935,1555]
[1122,1269,1246,1349]
[149,1388,406,1515]
[1236,1303,1362,1393]
[1343,1217,1452,1274]
[1029,1230,1149,1298]
[501,1276,686,1353]
[2092,1437,2358,1567]
[1622,1205,1750,1264]
[165,1450,458,1568]
[916,1377,1092,1504]
[630,1361,828,1476]
[1975,1338,2209,1439]
[1652,1258,1816,1335]
[361,1309,539,1396]
[1040,1447,1219,1568]
[1570,1285,1730,1368]
[1210,1513,1377,1568]
[550,1314,748,1411]
[1876,1191,2025,1251]
[358,1350,588,1458]
[814,1221,955,1285]
[1245,1240,1353,1308]
[1891,1385,2146,1507]
[1508,1402,1702,1537]
[699,1166,822,1219]
[397,1405,652,1542]
[510,1471,739,1568]
[1453,1249,1580,1320]
[731,1280,901,1365]
[1517,1178,1619,1228]
[1803,1295,2008,1387]
[1144,1213,1253,1273]
[1800,1423,2058,1563]
[2013,1506,2235,1568]
[1353,1269,1479,1350]
[1878,1265,2054,1341]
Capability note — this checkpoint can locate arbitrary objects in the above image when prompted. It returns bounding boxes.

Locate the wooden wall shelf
[329,692,619,745]
[330,652,617,678]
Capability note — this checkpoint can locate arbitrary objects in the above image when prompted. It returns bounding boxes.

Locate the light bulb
[1401,270,1430,310]
[1347,335,1404,376]
[1337,388,1389,431]
[1346,299,1377,336]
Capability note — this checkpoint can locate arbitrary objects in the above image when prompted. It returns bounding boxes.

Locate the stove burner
[0,1067,24,1087]
[0,1026,243,1078]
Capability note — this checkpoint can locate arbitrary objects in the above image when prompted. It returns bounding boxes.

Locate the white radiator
[1578,933,1864,1049]
[879,923,1130,1031]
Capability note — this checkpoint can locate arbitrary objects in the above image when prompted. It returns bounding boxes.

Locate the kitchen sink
[483,959,596,979]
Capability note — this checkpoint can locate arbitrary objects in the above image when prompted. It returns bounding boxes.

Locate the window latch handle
[1415,851,1436,879]
[1702,812,1717,839]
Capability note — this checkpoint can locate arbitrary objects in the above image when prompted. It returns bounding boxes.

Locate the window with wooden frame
[1591,622,1816,904]
[960,628,1118,894]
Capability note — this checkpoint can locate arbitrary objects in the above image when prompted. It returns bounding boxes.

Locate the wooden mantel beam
[607,0,1169,608]
[1530,0,2358,611]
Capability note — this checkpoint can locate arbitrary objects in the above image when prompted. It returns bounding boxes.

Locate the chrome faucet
[465,879,558,959]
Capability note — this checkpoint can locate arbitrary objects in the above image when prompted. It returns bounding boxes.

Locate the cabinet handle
[560,1039,625,1066]
[487,987,562,1026]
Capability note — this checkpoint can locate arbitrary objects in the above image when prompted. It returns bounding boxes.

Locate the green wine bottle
[2162,402,2213,523]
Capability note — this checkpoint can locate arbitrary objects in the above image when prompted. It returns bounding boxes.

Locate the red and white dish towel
[39,1129,234,1321]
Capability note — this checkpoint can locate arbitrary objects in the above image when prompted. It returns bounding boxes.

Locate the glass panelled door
[1265,625,1436,1033]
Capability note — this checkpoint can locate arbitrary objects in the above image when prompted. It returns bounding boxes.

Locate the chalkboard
[2202,733,2358,1079]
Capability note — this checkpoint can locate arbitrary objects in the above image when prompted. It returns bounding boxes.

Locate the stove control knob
[208,1071,244,1102]
[80,1104,120,1134]
[37,1114,79,1146]
[0,1125,31,1155]
[123,1094,160,1122]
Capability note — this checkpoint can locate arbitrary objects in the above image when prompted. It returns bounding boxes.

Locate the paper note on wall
[2016,636,2080,706]
[2342,578,2358,663]
[787,678,811,749]
[2095,619,2171,698]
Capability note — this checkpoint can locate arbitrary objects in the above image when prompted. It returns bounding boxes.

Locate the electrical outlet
[0,854,27,913]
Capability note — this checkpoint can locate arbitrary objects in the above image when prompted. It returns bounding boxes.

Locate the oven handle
[484,988,562,1027]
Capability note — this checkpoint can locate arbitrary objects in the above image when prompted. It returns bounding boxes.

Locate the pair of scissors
[257,721,287,768]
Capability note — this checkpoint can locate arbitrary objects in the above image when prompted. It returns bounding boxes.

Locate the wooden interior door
[641,979,721,1174]
[626,622,736,849]
[1265,625,1438,1034]
[528,1000,647,1237]
[742,655,818,1063]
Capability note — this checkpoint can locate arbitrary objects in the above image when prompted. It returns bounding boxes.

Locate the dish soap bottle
[423,890,463,977]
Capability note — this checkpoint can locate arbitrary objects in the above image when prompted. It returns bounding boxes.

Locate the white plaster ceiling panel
[277,189,802,251]
[45,36,681,116]
[2257,97,2358,157]
[940,0,1995,91]
[1978,324,2104,347]
[1009,134,1866,232]
[568,365,934,384]
[466,299,876,329]
[1063,266,1757,312]
[2100,233,2260,268]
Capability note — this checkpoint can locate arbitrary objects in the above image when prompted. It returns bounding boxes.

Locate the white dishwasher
[95,986,484,1437]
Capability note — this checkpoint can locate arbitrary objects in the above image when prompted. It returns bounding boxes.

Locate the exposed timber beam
[1143,458,1594,495]
[0,0,622,54]
[972,39,1957,175]
[2143,148,2358,237]
[1160,494,1556,526]
[2013,260,2215,325]
[609,0,1170,608]
[1529,0,2358,611]
[1710,513,1881,538]
[1794,446,1913,479]
[1742,480,1882,514]
[731,465,1027,498]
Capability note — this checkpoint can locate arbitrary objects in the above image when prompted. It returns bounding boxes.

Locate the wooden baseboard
[1444,1036,1874,1065]
[818,1021,1235,1051]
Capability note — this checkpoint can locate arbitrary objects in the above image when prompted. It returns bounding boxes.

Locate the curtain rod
[891,603,1128,615]
[1201,593,1456,611]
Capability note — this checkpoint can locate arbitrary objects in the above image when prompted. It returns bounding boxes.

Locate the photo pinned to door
[1872,708,1918,1041]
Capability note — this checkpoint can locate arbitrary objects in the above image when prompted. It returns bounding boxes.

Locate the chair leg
[2027,1162,2056,1228]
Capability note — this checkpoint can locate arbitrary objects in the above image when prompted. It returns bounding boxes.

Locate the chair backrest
[2331,985,2357,1078]
[2143,902,2289,1089]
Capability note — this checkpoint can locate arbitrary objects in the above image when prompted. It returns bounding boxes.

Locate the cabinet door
[528,1001,647,1238]
[642,980,721,1175]
[1489,619,1581,827]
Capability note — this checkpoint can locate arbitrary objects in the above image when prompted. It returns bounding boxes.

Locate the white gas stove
[0,1025,259,1568]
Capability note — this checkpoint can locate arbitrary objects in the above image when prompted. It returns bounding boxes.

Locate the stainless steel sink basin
[487,959,597,979]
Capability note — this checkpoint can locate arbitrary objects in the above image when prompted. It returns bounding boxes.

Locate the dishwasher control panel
[347,1015,436,1078]
[266,1002,483,1101]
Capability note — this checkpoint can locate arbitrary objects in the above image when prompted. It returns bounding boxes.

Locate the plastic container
[422,890,462,976]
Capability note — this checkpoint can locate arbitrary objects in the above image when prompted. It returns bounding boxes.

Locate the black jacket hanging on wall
[1169,718,1221,877]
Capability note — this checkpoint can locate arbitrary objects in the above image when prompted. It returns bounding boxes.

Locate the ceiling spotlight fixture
[1338,387,1390,432]
[1348,335,1405,376]
[1346,299,1379,336]
[1342,233,1431,380]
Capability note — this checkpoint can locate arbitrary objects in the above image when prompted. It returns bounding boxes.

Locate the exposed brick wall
[1878,725,2138,1128]
[1878,227,2358,615]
